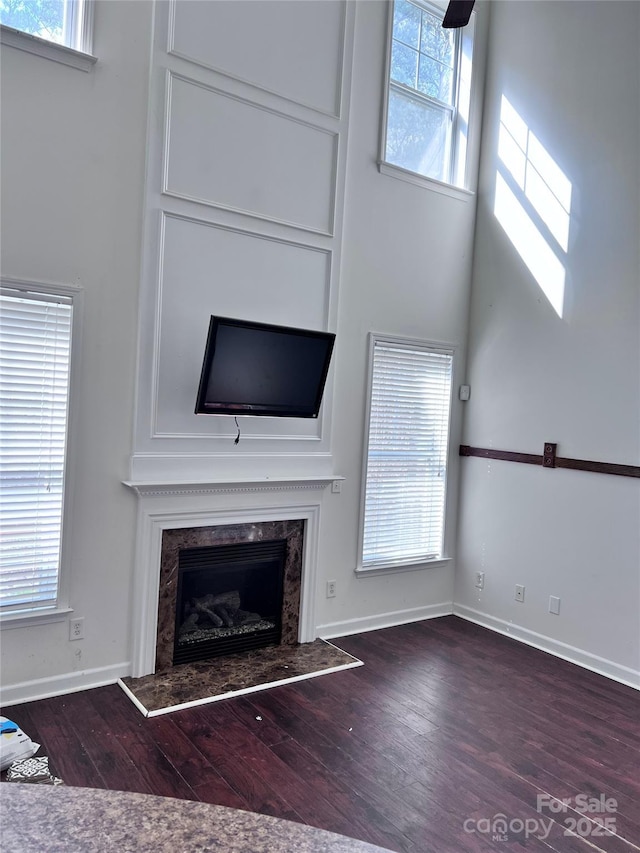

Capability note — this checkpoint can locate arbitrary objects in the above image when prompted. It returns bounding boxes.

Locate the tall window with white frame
[382,0,475,188]
[0,0,92,53]
[0,284,74,615]
[360,336,454,571]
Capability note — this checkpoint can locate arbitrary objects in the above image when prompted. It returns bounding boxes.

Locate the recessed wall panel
[166,76,337,233]
[154,215,330,437]
[170,0,344,116]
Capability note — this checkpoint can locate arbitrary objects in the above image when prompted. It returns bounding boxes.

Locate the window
[1,0,88,49]
[0,282,75,615]
[381,0,475,189]
[359,336,453,571]
[0,0,95,70]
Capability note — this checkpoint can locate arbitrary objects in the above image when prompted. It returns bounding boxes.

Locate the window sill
[378,161,474,202]
[1,606,72,630]
[356,557,452,578]
[0,25,96,72]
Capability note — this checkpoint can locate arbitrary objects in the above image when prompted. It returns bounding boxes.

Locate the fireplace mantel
[123,475,343,499]
[124,474,342,677]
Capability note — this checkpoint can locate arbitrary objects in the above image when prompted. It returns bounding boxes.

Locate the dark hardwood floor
[3,616,639,852]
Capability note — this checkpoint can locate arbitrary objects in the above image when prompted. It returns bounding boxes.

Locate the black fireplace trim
[173,539,287,665]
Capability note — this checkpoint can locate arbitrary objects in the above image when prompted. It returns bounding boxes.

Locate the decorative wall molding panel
[152,213,332,440]
[164,74,338,235]
[168,0,347,117]
[132,0,354,478]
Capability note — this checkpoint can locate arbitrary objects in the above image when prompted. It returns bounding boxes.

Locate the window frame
[0,0,96,72]
[379,0,476,196]
[0,277,83,628]
[357,333,456,576]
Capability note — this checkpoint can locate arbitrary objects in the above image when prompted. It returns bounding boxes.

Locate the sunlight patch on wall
[494,96,572,317]
[494,174,566,317]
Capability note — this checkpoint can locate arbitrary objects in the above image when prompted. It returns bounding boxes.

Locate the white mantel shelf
[123,476,344,498]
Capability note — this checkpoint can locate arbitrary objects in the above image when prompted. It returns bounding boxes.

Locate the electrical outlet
[515,585,525,603]
[326,580,337,598]
[475,571,485,590]
[549,595,561,615]
[69,617,84,641]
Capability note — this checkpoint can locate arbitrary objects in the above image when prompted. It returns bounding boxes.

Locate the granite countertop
[0,785,395,852]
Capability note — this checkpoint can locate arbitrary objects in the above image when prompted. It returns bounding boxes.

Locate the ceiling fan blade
[442,0,475,28]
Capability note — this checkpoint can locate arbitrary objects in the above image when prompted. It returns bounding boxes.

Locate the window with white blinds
[361,336,453,570]
[0,287,73,613]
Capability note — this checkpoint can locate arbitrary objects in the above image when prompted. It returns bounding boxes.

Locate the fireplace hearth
[174,539,286,664]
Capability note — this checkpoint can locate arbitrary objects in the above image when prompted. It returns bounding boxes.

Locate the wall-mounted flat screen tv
[195,316,335,418]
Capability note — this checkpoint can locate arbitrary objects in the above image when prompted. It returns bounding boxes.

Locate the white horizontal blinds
[362,340,453,568]
[0,290,73,611]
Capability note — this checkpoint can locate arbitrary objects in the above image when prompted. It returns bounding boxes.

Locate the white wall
[316,0,484,635]
[0,0,486,702]
[455,1,640,686]
[0,1,153,698]
[131,0,486,639]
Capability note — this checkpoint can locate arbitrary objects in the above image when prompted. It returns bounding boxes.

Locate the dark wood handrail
[459,443,640,479]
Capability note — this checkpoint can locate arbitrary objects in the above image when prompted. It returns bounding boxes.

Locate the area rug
[119,639,361,717]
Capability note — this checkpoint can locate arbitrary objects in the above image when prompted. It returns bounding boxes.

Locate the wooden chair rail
[459,442,640,479]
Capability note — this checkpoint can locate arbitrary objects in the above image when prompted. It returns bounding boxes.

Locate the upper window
[381,0,475,189]
[1,0,88,50]
[359,335,454,572]
[0,282,75,615]
[0,0,94,67]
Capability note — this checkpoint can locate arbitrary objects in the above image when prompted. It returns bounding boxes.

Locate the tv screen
[195,316,335,418]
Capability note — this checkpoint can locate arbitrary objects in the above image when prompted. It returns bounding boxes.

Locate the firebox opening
[173,539,286,665]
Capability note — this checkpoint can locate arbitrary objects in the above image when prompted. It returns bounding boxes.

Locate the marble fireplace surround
[155,519,304,672]
[124,477,337,678]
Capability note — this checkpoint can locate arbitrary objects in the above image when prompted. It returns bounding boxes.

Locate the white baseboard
[453,604,640,690]
[0,662,131,707]
[5,606,636,705]
[317,602,453,640]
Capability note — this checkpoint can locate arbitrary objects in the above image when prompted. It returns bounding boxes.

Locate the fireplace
[123,476,333,678]
[154,519,305,673]
[174,539,286,664]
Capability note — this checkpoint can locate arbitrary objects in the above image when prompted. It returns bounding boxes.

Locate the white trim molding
[0,662,129,708]
[123,476,342,499]
[317,602,453,640]
[1,607,73,630]
[162,71,340,237]
[378,161,475,201]
[119,649,362,718]
[0,25,96,72]
[454,604,640,690]
[165,0,351,120]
